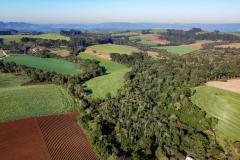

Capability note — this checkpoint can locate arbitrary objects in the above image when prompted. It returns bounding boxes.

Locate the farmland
[79,52,130,98]
[88,44,139,55]
[0,33,70,44]
[215,43,240,49]
[0,114,98,160]
[155,45,199,55]
[130,34,169,46]
[191,86,240,140]
[4,55,81,75]
[50,48,71,57]
[0,73,74,122]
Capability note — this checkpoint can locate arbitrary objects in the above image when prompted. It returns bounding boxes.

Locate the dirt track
[206,79,240,94]
[0,113,99,160]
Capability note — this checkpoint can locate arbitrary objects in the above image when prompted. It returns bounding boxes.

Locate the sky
[0,0,240,24]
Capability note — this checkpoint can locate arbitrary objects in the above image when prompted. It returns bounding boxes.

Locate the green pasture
[191,86,240,140]
[4,55,81,75]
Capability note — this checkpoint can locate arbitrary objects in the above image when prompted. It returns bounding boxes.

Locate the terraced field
[4,55,81,75]
[191,86,240,140]
[89,44,139,55]
[0,33,70,44]
[0,73,74,122]
[80,52,130,98]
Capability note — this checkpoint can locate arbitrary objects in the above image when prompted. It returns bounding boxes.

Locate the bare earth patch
[206,79,240,94]
[0,49,7,58]
[147,36,170,45]
[215,43,240,49]
[185,42,203,49]
[85,47,111,60]
[147,51,159,58]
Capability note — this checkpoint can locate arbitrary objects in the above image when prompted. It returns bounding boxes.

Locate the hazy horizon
[0,0,240,24]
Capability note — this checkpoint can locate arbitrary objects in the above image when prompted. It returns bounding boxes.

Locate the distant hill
[0,21,240,32]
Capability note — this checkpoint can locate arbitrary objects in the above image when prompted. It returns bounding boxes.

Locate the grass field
[4,55,81,75]
[0,33,70,44]
[0,73,74,122]
[50,48,71,57]
[129,34,160,46]
[155,45,199,55]
[89,44,139,55]
[79,53,130,98]
[191,86,240,140]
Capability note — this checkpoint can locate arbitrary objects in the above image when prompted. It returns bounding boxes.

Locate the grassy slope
[191,86,240,140]
[4,55,81,75]
[0,73,74,122]
[0,33,70,44]
[155,45,199,55]
[79,53,130,98]
[89,44,139,55]
[129,34,160,47]
[50,48,71,57]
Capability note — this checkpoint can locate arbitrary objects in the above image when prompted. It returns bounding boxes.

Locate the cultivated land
[0,33,70,44]
[0,113,98,160]
[89,44,139,55]
[50,48,71,57]
[215,43,240,49]
[80,52,130,98]
[4,55,81,75]
[154,41,212,55]
[0,73,74,122]
[206,79,240,94]
[155,45,199,55]
[191,86,240,140]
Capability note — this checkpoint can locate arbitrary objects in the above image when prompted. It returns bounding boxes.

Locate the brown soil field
[214,43,240,49]
[185,42,203,49]
[147,36,170,45]
[0,113,99,160]
[85,47,111,60]
[206,79,240,94]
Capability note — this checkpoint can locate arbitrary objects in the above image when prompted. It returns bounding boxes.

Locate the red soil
[0,113,99,160]
[147,36,170,45]
[85,47,111,60]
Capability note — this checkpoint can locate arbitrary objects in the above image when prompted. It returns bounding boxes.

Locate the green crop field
[191,86,240,140]
[0,33,70,44]
[4,55,81,75]
[0,73,74,122]
[89,44,139,55]
[129,34,159,46]
[155,45,199,55]
[79,52,130,98]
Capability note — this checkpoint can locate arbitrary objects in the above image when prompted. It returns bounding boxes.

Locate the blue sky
[0,0,239,23]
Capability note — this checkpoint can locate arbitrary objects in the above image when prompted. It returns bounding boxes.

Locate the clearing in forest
[88,44,139,55]
[79,53,130,98]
